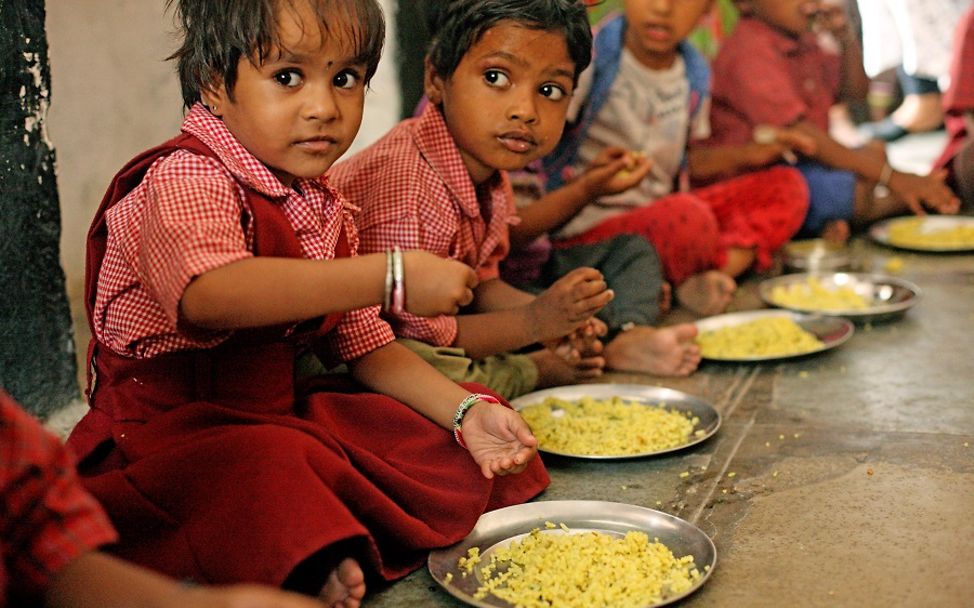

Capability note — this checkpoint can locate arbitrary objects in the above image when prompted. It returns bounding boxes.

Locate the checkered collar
[180,103,328,200]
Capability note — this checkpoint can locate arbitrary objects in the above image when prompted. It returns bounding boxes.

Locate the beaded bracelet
[452,393,501,448]
[391,246,405,315]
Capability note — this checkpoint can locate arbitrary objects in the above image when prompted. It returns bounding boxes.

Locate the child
[1,390,324,608]
[536,0,810,317]
[706,0,960,241]
[66,1,549,605]
[330,0,616,398]
[934,4,974,211]
[503,156,702,376]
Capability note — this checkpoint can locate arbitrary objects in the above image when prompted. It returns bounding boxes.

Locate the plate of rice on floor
[428,500,716,608]
[509,384,721,459]
[695,310,854,362]
[869,215,974,252]
[758,272,921,323]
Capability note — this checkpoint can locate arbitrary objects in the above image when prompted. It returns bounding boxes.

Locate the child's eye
[484,70,511,88]
[273,70,304,88]
[334,69,362,90]
[540,83,567,101]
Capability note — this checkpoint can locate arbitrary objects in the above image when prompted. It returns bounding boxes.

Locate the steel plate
[758,272,921,323]
[509,384,720,460]
[695,309,854,362]
[428,500,716,608]
[869,215,974,252]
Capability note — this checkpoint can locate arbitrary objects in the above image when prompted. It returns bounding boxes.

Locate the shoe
[858,117,909,142]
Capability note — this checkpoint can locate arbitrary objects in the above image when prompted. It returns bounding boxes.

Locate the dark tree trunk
[0,0,80,415]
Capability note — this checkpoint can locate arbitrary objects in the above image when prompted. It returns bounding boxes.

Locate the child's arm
[510,147,653,249]
[348,342,538,478]
[180,250,478,329]
[814,2,869,104]
[688,128,817,182]
[451,269,612,360]
[46,551,326,608]
[792,119,960,214]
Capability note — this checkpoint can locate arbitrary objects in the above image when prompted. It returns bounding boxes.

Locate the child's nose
[302,84,339,121]
[507,90,538,124]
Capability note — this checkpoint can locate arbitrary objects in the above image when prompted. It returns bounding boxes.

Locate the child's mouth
[498,134,537,153]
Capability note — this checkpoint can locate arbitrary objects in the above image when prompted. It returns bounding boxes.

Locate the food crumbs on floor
[779,434,785,440]
[656,500,663,506]
[772,471,779,478]
[727,472,736,478]
[793,433,800,439]
[679,471,690,478]
[799,371,809,378]
[866,467,874,476]
[765,441,771,447]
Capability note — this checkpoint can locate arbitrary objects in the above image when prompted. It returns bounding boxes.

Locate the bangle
[452,393,501,448]
[391,246,405,315]
[382,249,394,312]
[874,162,894,198]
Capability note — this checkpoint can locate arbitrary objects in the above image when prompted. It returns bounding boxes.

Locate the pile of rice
[887,218,974,249]
[518,396,701,455]
[770,277,869,311]
[458,522,703,607]
[697,316,823,358]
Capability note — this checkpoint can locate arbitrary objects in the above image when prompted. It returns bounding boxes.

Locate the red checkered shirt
[93,103,394,361]
[0,391,118,605]
[707,17,841,146]
[329,103,518,346]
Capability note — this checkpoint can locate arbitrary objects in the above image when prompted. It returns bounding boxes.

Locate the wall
[46,0,401,339]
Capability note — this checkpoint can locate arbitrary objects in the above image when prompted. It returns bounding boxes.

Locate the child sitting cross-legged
[330,0,616,399]
[67,1,549,606]
[533,0,810,317]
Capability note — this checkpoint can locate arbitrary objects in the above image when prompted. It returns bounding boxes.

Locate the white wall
[46,0,400,310]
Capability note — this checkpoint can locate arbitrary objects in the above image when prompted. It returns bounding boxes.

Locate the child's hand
[529,267,613,343]
[403,251,478,316]
[460,401,539,479]
[889,169,961,215]
[752,125,816,165]
[580,146,654,198]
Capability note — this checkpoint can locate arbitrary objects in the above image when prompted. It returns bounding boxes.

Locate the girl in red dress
[67,1,549,605]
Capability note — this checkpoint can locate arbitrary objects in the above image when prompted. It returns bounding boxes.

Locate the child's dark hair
[425,0,593,85]
[166,0,385,109]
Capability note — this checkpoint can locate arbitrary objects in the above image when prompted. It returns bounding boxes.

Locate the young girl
[67,1,548,606]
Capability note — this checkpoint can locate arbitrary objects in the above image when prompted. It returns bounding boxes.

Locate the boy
[536,0,810,316]
[68,1,549,605]
[330,0,615,398]
[1,391,324,608]
[707,0,960,240]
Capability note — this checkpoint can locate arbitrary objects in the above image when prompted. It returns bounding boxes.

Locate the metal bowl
[782,239,851,271]
[759,272,921,323]
[429,500,716,608]
[869,216,974,252]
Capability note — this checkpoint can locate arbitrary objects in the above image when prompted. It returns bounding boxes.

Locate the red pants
[555,166,808,284]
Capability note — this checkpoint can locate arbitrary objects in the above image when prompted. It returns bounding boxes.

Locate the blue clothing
[542,13,711,190]
[794,161,857,237]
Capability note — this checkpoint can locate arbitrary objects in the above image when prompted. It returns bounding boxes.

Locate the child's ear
[423,56,445,106]
[200,80,227,117]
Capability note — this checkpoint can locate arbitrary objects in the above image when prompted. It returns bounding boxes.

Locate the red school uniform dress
[329,103,517,346]
[1,391,118,607]
[935,7,974,176]
[66,104,548,588]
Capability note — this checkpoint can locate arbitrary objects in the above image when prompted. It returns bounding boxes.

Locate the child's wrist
[452,393,501,448]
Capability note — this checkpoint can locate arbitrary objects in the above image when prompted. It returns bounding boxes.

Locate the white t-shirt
[556,48,710,238]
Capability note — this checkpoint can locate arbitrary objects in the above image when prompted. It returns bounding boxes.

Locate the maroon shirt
[936,7,974,170]
[707,17,841,146]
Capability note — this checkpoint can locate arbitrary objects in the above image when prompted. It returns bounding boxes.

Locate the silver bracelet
[383,248,394,311]
[874,162,894,198]
[391,246,405,315]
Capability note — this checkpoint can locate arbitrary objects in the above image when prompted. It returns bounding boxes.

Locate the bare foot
[603,324,701,376]
[675,271,736,316]
[820,219,850,244]
[319,558,365,608]
[530,348,603,388]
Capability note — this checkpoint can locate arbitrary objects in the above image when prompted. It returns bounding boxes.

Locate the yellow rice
[697,316,823,358]
[459,524,702,607]
[519,396,701,455]
[769,276,869,311]
[887,217,974,249]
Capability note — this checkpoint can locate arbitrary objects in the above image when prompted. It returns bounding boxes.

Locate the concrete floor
[368,237,974,608]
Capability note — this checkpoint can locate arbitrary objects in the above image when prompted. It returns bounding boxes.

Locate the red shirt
[0,392,118,605]
[94,104,394,361]
[937,7,974,169]
[329,104,517,347]
[707,17,841,146]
